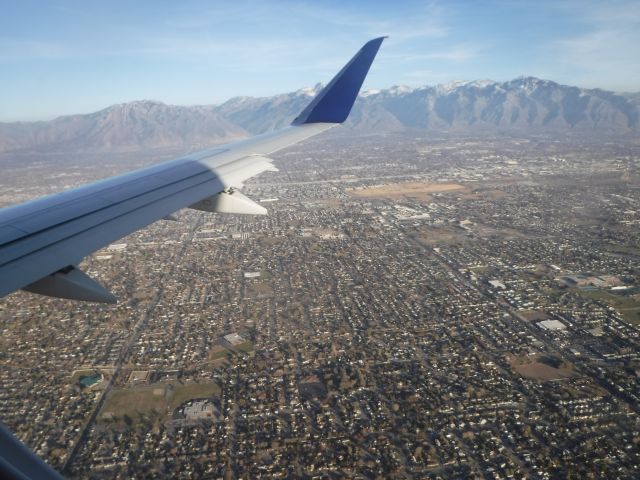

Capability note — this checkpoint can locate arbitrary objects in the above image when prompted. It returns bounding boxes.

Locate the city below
[1,130,639,479]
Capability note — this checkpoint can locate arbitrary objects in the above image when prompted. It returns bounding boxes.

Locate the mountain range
[1,77,638,153]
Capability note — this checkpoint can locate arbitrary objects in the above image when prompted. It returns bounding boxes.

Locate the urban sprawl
[1,131,639,479]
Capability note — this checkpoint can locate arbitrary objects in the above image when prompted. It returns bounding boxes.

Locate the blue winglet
[292,37,386,125]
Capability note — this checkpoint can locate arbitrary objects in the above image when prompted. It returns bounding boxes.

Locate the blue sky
[1,0,639,121]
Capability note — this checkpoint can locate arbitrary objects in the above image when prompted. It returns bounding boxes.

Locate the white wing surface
[0,37,385,304]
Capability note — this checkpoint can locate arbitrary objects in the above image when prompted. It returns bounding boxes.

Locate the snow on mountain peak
[361,89,381,97]
[296,83,324,97]
[386,85,416,96]
[436,80,472,94]
[468,79,495,88]
[508,76,553,93]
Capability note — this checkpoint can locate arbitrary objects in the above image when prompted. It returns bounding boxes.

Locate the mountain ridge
[1,77,638,153]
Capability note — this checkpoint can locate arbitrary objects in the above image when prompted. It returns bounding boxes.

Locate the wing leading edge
[0,37,385,304]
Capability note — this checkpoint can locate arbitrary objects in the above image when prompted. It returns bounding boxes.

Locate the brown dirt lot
[348,182,466,201]
[519,310,550,321]
[416,226,468,246]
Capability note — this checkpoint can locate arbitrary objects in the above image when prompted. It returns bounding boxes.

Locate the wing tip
[292,37,386,125]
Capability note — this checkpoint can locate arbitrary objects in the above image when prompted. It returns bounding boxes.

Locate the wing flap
[24,266,117,303]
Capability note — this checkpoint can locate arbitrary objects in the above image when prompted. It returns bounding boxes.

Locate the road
[62,216,202,474]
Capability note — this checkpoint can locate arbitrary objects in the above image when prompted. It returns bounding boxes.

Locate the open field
[348,181,466,201]
[234,341,255,354]
[245,282,274,297]
[313,197,343,208]
[509,355,575,381]
[168,383,221,411]
[415,226,468,246]
[514,362,573,381]
[618,308,640,324]
[578,289,640,324]
[208,345,232,361]
[459,188,508,200]
[70,369,102,383]
[606,244,640,256]
[101,382,220,424]
[414,221,527,248]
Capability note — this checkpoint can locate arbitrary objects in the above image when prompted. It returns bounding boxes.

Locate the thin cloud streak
[549,0,640,91]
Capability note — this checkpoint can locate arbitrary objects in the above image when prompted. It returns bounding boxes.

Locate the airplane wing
[0,37,385,304]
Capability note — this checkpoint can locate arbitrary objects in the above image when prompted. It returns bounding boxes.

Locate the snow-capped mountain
[0,77,637,153]
[349,77,639,132]
[0,100,246,154]
[223,77,639,134]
